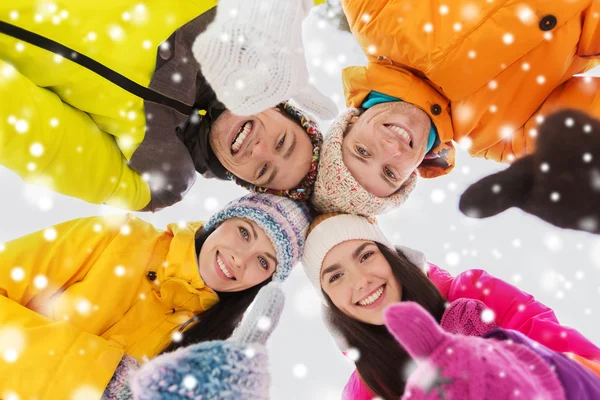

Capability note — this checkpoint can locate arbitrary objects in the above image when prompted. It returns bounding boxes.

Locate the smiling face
[209,108,313,190]
[320,240,402,325]
[198,218,278,292]
[342,102,431,197]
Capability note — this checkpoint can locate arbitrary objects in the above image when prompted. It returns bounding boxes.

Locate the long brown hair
[323,243,446,399]
[162,228,271,353]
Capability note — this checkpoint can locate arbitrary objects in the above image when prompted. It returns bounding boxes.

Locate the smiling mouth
[385,124,413,148]
[216,251,236,280]
[356,284,386,306]
[231,121,253,155]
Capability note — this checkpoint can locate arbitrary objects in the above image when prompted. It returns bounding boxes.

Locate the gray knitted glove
[130,282,286,400]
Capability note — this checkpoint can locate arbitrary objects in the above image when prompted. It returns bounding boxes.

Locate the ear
[459,155,534,219]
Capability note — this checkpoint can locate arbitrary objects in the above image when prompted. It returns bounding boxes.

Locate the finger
[293,83,338,120]
[384,302,446,360]
[459,156,534,219]
[230,282,285,345]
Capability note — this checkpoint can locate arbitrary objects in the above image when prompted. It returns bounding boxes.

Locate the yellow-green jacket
[0,214,218,399]
[0,0,225,211]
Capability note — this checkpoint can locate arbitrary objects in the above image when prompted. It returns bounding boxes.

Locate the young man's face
[209,108,313,190]
[342,102,431,197]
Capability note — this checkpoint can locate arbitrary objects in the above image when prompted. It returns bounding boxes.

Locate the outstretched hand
[459,109,600,234]
[193,0,337,119]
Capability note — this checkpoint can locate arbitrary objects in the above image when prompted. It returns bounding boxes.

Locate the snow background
[1,7,600,400]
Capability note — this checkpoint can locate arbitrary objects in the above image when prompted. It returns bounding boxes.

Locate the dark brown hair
[162,228,271,353]
[323,243,446,399]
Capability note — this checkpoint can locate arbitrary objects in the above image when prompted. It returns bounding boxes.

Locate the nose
[230,251,249,272]
[250,136,271,161]
[351,269,371,291]
[381,136,402,159]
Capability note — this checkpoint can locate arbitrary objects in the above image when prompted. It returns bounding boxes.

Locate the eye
[258,256,269,270]
[384,167,396,180]
[329,272,343,283]
[360,251,374,263]
[239,227,250,241]
[257,164,267,179]
[276,134,286,150]
[356,146,369,157]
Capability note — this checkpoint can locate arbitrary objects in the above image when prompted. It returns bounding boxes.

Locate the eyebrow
[283,131,297,160]
[321,263,341,280]
[246,220,258,240]
[352,242,374,259]
[380,172,397,189]
[266,252,278,265]
[264,167,278,187]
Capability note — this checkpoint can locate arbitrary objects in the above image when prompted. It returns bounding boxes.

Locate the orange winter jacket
[341,0,600,178]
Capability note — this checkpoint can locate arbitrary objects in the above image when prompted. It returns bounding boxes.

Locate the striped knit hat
[311,108,418,216]
[230,102,322,201]
[204,193,311,282]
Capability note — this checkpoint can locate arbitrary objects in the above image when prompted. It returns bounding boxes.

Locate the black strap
[0,20,194,116]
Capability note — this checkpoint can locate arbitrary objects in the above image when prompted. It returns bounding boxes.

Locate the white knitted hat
[310,109,418,216]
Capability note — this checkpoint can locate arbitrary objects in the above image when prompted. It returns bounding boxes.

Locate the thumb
[459,156,534,219]
[292,83,338,120]
[230,282,285,345]
[384,302,446,360]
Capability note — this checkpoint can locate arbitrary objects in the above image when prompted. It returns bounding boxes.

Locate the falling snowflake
[293,363,308,378]
[583,153,593,163]
[445,252,460,266]
[257,316,272,331]
[491,184,501,194]
[71,386,103,400]
[10,267,25,282]
[34,274,49,289]
[550,192,560,202]
[502,33,514,45]
[481,308,495,323]
[540,162,550,173]
[182,375,198,390]
[430,189,446,203]
[114,265,126,276]
[44,228,57,241]
[346,347,360,361]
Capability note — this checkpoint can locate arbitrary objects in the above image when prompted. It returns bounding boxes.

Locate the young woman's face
[209,108,313,190]
[198,218,277,292]
[321,240,402,325]
[342,102,431,197]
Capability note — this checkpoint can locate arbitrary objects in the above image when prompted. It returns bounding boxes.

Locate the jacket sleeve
[0,59,151,211]
[0,216,133,399]
[443,268,600,361]
[342,370,375,400]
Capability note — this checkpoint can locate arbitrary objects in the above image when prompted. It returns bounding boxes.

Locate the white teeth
[388,125,411,145]
[358,286,385,306]
[231,122,252,153]
[217,255,233,279]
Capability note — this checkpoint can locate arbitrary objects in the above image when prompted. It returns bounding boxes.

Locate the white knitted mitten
[193,0,337,119]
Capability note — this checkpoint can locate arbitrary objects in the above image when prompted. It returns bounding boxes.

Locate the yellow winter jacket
[341,0,600,178]
[0,214,218,399]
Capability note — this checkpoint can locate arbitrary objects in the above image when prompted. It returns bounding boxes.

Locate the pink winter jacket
[343,264,600,400]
